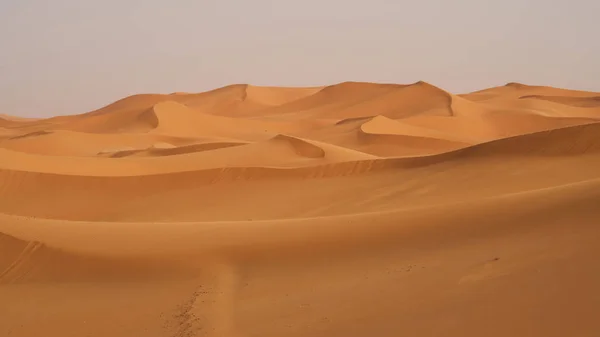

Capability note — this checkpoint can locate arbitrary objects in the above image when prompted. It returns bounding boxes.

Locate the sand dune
[356,115,470,154]
[248,81,456,121]
[172,84,323,117]
[1,81,600,337]
[453,121,600,157]
[145,100,312,139]
[300,115,470,156]
[400,94,600,142]
[461,82,600,101]
[0,129,203,156]
[105,141,248,158]
[520,94,600,108]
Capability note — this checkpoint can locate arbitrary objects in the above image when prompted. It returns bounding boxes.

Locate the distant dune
[1,81,600,337]
[520,94,600,108]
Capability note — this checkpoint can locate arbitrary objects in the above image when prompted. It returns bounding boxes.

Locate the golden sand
[1,81,600,337]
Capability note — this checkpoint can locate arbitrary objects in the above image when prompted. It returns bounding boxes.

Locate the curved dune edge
[269,134,326,158]
[0,120,598,178]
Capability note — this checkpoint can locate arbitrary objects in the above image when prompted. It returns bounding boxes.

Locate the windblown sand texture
[1,81,600,337]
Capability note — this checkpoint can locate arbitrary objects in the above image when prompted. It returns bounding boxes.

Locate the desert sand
[1,81,600,337]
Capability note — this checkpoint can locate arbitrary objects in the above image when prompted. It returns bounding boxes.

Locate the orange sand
[1,81,600,337]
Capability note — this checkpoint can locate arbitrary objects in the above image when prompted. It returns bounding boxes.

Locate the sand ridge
[1,81,600,337]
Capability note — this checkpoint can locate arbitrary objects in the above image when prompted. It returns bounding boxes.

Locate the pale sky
[1,0,598,117]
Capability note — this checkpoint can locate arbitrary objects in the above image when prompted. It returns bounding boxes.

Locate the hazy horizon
[1,0,598,118]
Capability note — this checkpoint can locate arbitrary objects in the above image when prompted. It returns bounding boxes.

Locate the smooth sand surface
[1,81,600,337]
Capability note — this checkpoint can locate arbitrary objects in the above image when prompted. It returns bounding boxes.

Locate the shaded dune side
[53,104,162,134]
[30,94,179,134]
[81,94,172,118]
[66,99,216,135]
[269,134,325,158]
[143,100,243,137]
[40,91,226,133]
[322,81,456,119]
